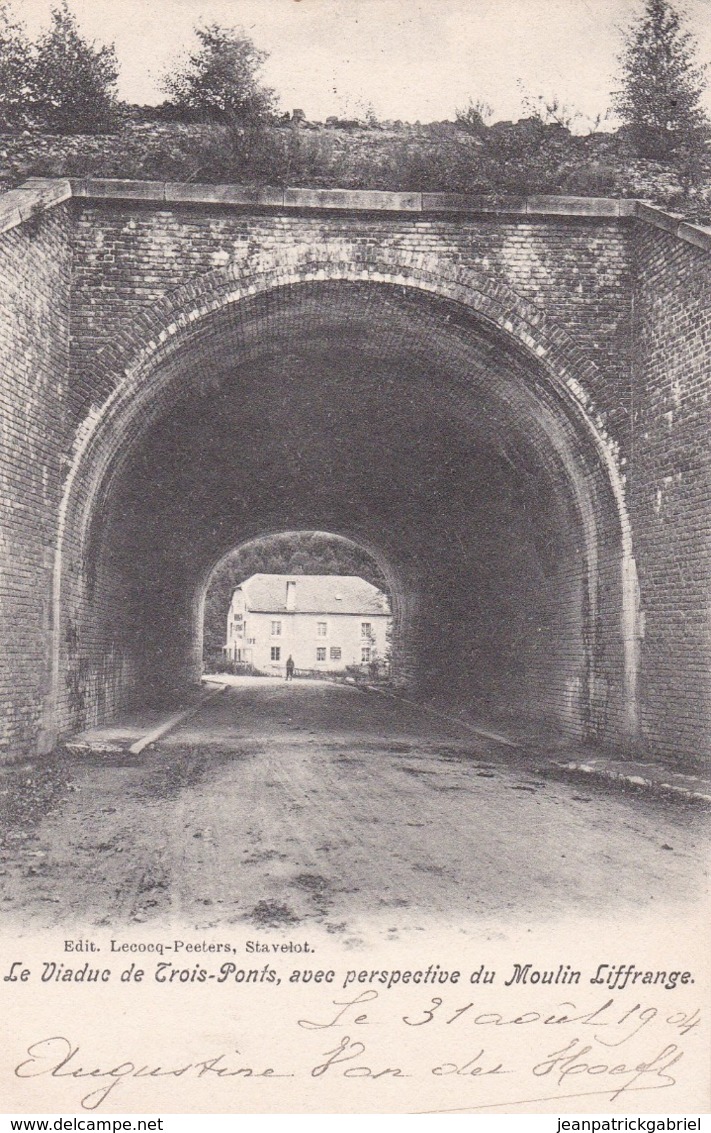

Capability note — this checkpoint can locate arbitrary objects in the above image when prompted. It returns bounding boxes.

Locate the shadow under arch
[41,267,640,753]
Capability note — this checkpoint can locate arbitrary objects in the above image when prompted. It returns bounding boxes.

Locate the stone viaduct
[0,177,709,765]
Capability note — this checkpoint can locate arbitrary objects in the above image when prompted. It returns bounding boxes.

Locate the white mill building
[225,574,392,675]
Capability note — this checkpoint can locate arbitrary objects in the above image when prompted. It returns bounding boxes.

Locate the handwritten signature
[14,1037,293,1110]
[14,1031,684,1111]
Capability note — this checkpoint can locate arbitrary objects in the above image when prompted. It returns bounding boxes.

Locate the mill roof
[235,574,390,615]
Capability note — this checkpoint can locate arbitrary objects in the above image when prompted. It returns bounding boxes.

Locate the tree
[0,3,31,130]
[160,24,276,125]
[29,2,122,133]
[613,0,709,160]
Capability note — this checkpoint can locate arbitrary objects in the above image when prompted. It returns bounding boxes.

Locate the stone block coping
[2,176,710,253]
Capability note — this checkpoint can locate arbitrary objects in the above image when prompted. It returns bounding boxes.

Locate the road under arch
[53,281,632,746]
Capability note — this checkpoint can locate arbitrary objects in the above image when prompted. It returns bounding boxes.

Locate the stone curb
[128,683,227,754]
[363,684,520,748]
[2,178,710,253]
[363,687,711,802]
[547,760,711,803]
[0,177,72,235]
[62,180,685,227]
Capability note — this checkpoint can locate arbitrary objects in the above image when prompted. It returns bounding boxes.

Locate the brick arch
[92,249,604,426]
[67,249,631,559]
[41,257,640,751]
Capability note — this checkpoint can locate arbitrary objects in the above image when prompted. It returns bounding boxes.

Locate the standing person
[285,655,295,681]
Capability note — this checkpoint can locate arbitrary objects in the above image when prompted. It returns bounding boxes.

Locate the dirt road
[0,679,707,939]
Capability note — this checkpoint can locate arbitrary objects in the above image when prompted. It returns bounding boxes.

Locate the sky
[16,0,711,126]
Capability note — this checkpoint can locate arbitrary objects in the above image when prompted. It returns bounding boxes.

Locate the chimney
[286,580,296,611]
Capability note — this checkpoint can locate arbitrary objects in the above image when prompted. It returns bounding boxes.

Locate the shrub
[28,2,123,134]
[474,118,577,195]
[160,24,275,126]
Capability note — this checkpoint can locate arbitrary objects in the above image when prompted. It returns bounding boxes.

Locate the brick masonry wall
[0,203,72,758]
[68,205,634,443]
[631,226,711,759]
[0,185,708,763]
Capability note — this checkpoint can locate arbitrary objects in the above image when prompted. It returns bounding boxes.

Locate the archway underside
[62,282,628,744]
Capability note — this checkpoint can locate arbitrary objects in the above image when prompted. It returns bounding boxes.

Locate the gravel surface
[0,679,707,939]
